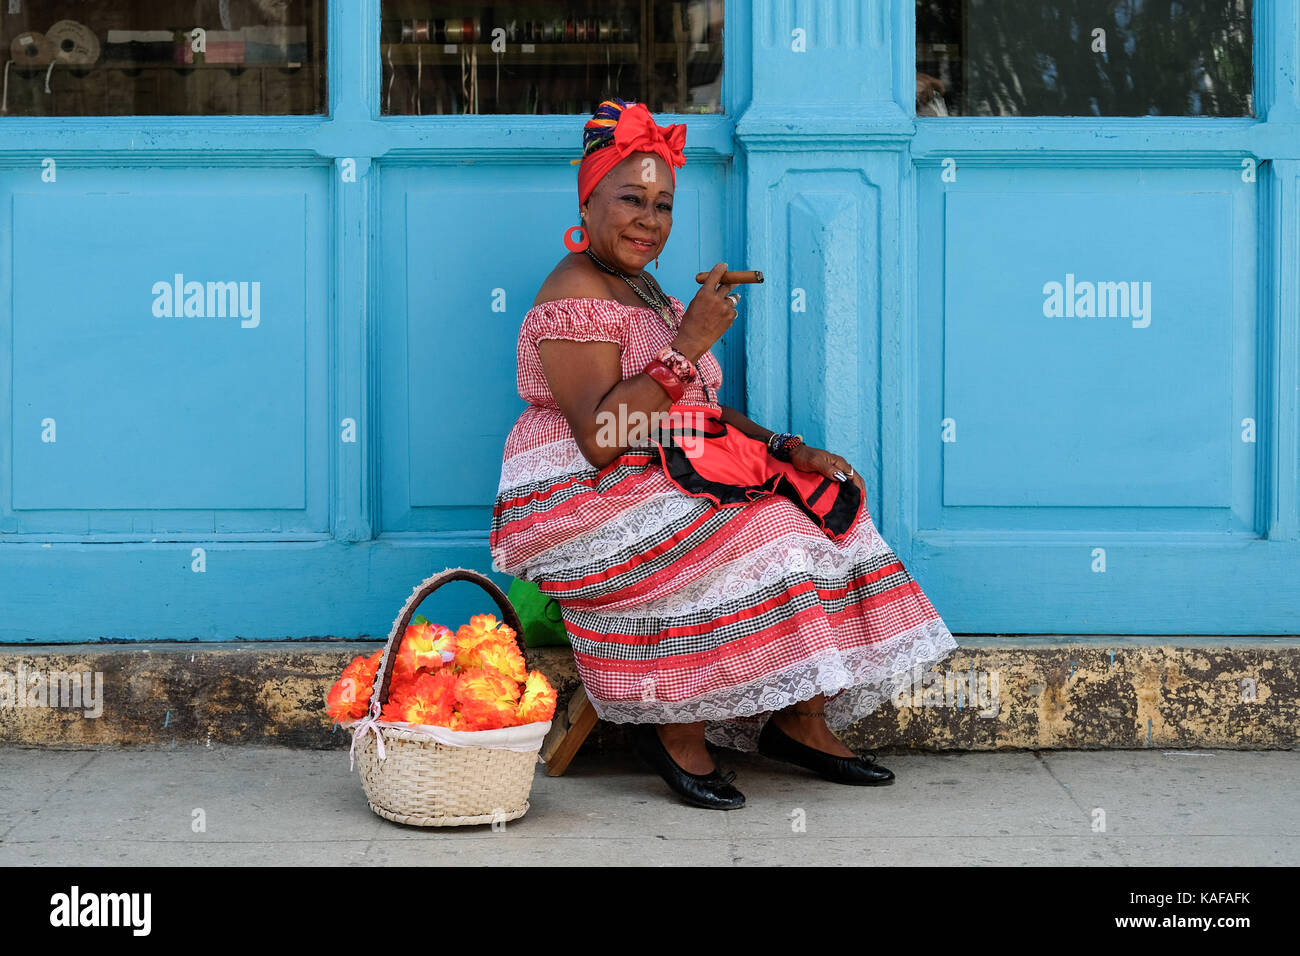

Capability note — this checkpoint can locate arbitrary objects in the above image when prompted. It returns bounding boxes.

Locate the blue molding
[1264,160,1300,541]
[734,104,915,147]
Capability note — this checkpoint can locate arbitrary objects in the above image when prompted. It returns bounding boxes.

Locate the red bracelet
[654,346,698,384]
[644,359,685,401]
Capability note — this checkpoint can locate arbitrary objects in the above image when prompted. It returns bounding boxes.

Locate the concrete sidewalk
[2,746,1296,866]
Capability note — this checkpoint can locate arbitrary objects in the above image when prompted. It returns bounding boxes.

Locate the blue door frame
[0,1,1297,640]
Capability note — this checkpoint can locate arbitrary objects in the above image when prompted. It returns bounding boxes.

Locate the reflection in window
[916,0,1253,117]
[0,0,326,116]
[380,1,723,115]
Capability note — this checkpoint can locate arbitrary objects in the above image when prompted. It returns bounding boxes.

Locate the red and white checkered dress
[490,295,958,751]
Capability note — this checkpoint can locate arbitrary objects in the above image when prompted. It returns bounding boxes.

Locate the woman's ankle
[773,696,828,725]
[657,721,706,744]
[655,723,715,773]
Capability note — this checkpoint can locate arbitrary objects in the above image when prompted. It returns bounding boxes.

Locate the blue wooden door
[904,0,1300,633]
[0,0,743,641]
[739,0,1298,635]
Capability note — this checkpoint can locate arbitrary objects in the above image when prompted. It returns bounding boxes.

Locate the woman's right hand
[673,261,738,362]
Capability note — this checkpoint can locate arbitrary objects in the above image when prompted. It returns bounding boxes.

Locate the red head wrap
[577,102,686,207]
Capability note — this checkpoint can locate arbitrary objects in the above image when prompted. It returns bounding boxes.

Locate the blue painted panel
[402,186,567,511]
[378,159,734,534]
[2,169,331,534]
[917,166,1258,535]
[943,190,1233,507]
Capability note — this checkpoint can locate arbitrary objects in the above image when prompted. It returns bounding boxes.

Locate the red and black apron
[646,403,863,542]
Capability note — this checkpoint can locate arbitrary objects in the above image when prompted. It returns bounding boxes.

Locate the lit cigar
[694,270,764,285]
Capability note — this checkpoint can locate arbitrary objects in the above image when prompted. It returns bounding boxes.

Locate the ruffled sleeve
[523,297,629,349]
[516,297,631,408]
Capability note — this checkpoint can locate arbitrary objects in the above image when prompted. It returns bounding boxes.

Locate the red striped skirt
[490,408,959,752]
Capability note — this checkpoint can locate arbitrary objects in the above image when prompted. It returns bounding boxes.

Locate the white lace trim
[584,616,960,753]
[607,515,890,619]
[498,437,593,493]
[517,489,711,579]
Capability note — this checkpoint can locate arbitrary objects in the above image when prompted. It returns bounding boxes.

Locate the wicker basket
[351,567,546,827]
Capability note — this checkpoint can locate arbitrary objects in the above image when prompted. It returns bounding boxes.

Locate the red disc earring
[563,224,590,252]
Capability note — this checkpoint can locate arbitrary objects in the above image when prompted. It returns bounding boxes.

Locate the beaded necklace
[583,247,714,404]
[584,247,677,331]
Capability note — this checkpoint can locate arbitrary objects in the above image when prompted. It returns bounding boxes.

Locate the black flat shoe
[757,718,895,785]
[631,723,746,810]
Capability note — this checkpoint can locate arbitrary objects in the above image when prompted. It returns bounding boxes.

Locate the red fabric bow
[578,104,687,205]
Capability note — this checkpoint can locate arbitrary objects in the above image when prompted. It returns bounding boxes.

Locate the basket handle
[369,567,525,712]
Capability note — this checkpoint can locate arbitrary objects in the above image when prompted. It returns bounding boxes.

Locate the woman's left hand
[788,444,866,495]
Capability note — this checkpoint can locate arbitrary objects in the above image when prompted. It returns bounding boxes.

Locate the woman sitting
[490,98,958,811]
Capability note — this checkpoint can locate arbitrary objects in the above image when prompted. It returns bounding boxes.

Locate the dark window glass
[917,0,1253,117]
[1,0,326,116]
[380,1,723,115]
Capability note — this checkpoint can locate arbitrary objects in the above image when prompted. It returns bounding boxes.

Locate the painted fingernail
[833,471,847,482]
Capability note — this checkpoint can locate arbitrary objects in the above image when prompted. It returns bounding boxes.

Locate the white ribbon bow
[348,701,387,772]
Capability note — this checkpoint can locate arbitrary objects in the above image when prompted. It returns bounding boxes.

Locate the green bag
[507,577,570,648]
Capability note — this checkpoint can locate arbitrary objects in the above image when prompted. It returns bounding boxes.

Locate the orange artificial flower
[341,649,383,686]
[325,677,368,722]
[453,614,517,670]
[398,692,454,727]
[387,663,418,701]
[515,669,558,724]
[454,667,522,731]
[407,669,458,715]
[466,612,511,637]
[394,622,457,681]
[328,614,545,732]
[474,636,528,683]
[428,624,457,657]
[379,699,406,723]
[326,650,385,722]
[383,670,457,726]
[326,666,372,723]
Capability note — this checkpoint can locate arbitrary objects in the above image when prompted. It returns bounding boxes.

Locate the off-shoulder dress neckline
[528,295,682,315]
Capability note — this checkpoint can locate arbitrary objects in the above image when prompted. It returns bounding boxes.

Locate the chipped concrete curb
[0,641,1295,752]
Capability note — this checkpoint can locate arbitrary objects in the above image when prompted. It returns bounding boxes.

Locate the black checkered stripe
[561,553,917,662]
[490,450,659,531]
[527,497,743,601]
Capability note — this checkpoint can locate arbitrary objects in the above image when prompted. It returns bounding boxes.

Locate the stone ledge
[0,641,1296,751]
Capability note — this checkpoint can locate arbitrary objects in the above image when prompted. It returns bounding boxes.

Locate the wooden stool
[538,683,599,776]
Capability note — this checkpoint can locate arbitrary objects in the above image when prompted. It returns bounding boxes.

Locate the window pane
[1,0,326,116]
[380,1,723,115]
[917,0,1253,117]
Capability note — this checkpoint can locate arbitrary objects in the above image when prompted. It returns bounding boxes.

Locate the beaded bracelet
[767,432,804,462]
[644,359,686,401]
[654,346,698,385]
